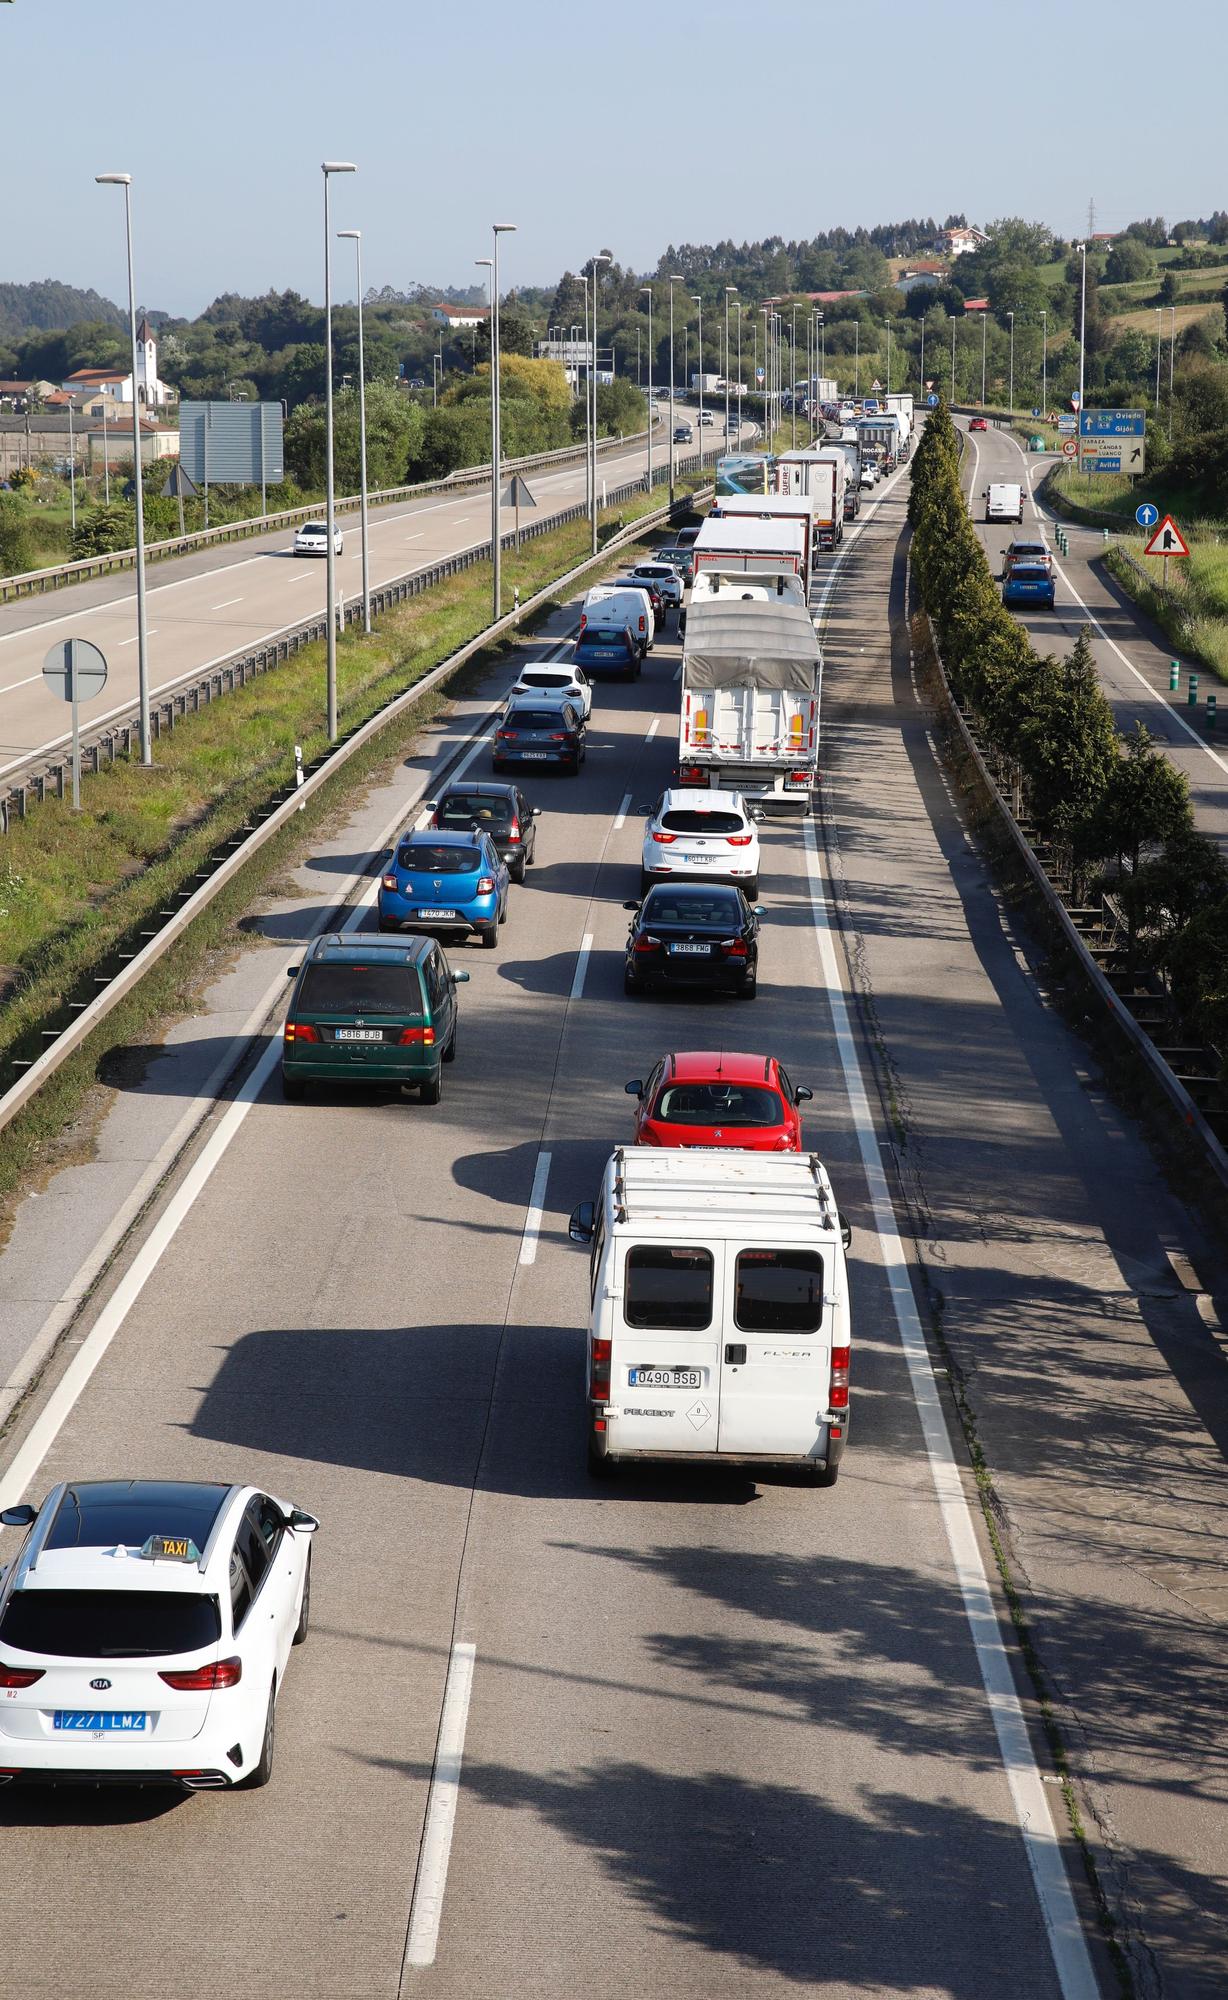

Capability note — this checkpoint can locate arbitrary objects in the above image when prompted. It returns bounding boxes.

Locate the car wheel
[511,856,527,883]
[491,758,505,774]
[737,977,758,1000]
[241,1682,277,1789]
[377,916,394,933]
[442,1020,458,1064]
[292,1549,312,1645]
[281,1073,305,1102]
[498,896,508,925]
[587,1437,618,1480]
[623,968,640,996]
[482,924,499,950]
[421,1069,443,1105]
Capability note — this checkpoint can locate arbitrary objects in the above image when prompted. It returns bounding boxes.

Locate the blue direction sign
[1136,502,1159,528]
[1031,406,1041,418]
[1080,408,1146,436]
[927,393,939,407]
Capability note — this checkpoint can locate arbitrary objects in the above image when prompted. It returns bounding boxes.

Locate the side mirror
[422,801,437,815]
[451,970,471,985]
[287,1507,320,1535]
[569,1201,596,1246]
[0,1505,37,1529]
[622,899,641,912]
[796,1086,814,1104]
[286,965,300,978]
[532,806,543,817]
[634,803,652,815]
[624,1079,644,1098]
[839,1213,852,1251]
[749,809,766,823]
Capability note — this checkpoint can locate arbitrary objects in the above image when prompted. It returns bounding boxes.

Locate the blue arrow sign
[1136,502,1159,528]
[927,393,939,407]
[1080,408,1146,436]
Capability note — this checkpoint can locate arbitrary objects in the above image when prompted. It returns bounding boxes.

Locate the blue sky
[5,0,1223,315]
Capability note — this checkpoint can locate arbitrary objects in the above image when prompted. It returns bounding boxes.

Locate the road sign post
[42,638,108,811]
[501,473,538,552]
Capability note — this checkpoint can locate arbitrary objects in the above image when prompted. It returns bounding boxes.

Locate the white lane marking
[404,533,423,543]
[402,1641,477,1973]
[996,428,1228,781]
[119,630,157,645]
[613,792,632,830]
[673,661,683,681]
[518,1150,552,1267]
[569,932,593,1003]
[645,719,659,741]
[802,820,1099,2000]
[211,596,243,610]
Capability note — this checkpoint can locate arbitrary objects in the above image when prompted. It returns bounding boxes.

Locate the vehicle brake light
[634,936,663,954]
[381,873,398,890]
[591,1336,611,1400]
[651,831,677,844]
[548,734,567,743]
[398,1026,436,1046]
[497,729,517,742]
[830,1346,850,1409]
[727,834,752,847]
[0,1663,44,1689]
[159,1657,243,1692]
[476,876,495,894]
[283,1022,318,1044]
[638,617,646,632]
[787,772,811,786]
[508,819,520,839]
[720,939,748,958]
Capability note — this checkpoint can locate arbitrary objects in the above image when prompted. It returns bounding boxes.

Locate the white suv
[639,788,761,901]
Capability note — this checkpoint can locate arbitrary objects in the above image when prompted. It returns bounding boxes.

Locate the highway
[956,417,1228,848]
[0,432,1226,1998]
[0,412,736,789]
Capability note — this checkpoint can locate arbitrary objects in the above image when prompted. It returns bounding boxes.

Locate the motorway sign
[1057,414,1077,434]
[1079,408,1146,437]
[1061,438,1078,458]
[1143,514,1190,557]
[1136,502,1159,529]
[1077,435,1146,474]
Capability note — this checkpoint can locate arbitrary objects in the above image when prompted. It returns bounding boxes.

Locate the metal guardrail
[1,452,705,827]
[923,610,1228,1190]
[0,477,713,1132]
[0,425,660,602]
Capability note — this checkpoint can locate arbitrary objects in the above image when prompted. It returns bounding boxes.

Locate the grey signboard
[178,401,284,486]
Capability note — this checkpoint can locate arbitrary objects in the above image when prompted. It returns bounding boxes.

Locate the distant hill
[0,280,124,339]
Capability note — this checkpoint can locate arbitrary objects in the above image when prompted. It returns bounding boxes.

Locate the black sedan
[622,882,759,998]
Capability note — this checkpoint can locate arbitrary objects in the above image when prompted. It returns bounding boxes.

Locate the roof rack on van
[612,1146,628,1224]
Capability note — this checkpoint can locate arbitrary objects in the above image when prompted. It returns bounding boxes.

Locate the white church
[63,319,175,410]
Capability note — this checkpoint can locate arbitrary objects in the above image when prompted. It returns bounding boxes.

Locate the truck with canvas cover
[677,596,822,815]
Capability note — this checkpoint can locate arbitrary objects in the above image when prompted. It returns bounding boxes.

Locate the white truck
[773,449,848,548]
[985,481,1024,523]
[569,1148,852,1482]
[884,392,915,436]
[711,492,823,595]
[676,595,822,816]
[690,372,721,394]
[689,515,809,608]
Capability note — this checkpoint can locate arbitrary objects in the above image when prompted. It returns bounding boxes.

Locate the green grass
[0,467,706,1087]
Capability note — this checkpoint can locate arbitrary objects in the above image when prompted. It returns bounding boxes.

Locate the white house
[934,226,990,257]
[62,320,174,409]
[431,303,489,329]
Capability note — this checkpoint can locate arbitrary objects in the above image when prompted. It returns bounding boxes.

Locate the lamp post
[691,295,704,459]
[760,306,772,443]
[736,300,743,441]
[1154,306,1163,417]
[1008,309,1015,415]
[885,316,892,397]
[668,273,682,498]
[1077,242,1087,459]
[68,397,76,532]
[980,308,987,405]
[95,170,151,765]
[490,222,516,617]
[854,319,860,397]
[949,315,958,404]
[790,300,799,447]
[318,162,356,742]
[337,228,370,633]
[102,394,110,504]
[590,254,610,551]
[1168,305,1177,441]
[640,285,654,491]
[1040,308,1048,417]
[724,286,737,442]
[919,319,925,400]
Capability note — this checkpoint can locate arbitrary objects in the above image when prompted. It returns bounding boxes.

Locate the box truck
[711,492,823,594]
[689,516,810,610]
[773,449,848,548]
[676,595,822,815]
[884,392,915,436]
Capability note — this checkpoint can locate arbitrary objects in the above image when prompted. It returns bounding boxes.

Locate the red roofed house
[61,320,174,409]
[431,303,489,328]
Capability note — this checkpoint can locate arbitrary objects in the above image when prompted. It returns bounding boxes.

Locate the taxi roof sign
[140,1534,201,1563]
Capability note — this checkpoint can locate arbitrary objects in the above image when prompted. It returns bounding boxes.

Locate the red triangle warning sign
[1143,513,1190,558]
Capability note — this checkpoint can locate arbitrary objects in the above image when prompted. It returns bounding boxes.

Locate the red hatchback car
[968,416,989,431]
[625,1050,812,1151]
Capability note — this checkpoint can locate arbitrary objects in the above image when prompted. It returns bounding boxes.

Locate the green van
[281,933,469,1104]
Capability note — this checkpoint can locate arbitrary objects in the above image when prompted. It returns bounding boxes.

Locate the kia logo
[90,1678,112,1691]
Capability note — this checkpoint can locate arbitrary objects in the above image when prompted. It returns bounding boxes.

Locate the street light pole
[95,170,151,765]
[736,300,743,441]
[1154,306,1162,417]
[668,273,682,499]
[640,285,653,491]
[692,296,704,460]
[950,315,958,404]
[1168,305,1176,441]
[590,254,610,551]
[886,316,892,397]
[320,161,356,742]
[1077,242,1087,446]
[980,309,987,404]
[491,223,516,618]
[1040,308,1048,416]
[790,301,798,447]
[724,286,736,442]
[337,229,370,633]
[1008,309,1015,415]
[854,319,859,397]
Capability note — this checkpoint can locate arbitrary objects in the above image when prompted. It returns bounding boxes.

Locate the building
[61,319,174,410]
[896,260,948,294]
[431,303,489,329]
[535,336,592,391]
[0,413,173,481]
[0,379,58,411]
[934,227,990,257]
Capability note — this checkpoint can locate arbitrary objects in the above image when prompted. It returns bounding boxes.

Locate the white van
[985,481,1024,524]
[581,583,654,656]
[569,1149,852,1483]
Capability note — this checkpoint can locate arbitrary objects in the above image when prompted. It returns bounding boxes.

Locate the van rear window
[298,965,420,1014]
[625,1246,713,1330]
[734,1249,824,1333]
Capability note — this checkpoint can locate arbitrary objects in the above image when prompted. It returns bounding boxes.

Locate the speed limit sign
[1061,438,1078,458]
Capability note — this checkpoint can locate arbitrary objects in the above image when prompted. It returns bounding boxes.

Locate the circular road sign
[927,393,939,407]
[1136,502,1159,528]
[1070,390,1082,409]
[42,636,108,704]
[1061,438,1078,458]
[1031,406,1041,418]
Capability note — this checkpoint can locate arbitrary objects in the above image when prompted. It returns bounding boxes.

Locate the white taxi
[639,787,762,901]
[0,1478,317,1792]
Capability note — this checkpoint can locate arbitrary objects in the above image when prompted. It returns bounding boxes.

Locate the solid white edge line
[569,932,593,1003]
[613,792,631,831]
[517,1150,552,1268]
[645,718,659,740]
[402,1641,477,1973]
[801,819,1099,2000]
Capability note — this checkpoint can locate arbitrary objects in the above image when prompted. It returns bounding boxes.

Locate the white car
[640,787,761,901]
[626,561,683,610]
[511,662,594,718]
[294,520,343,557]
[699,410,715,426]
[859,463,878,491]
[0,1478,317,1792]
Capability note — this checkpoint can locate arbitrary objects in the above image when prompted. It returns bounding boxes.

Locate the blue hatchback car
[378,828,510,950]
[1003,564,1056,609]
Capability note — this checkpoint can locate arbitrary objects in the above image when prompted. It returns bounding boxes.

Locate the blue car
[1003,564,1056,609]
[378,828,509,950]
[575,624,639,681]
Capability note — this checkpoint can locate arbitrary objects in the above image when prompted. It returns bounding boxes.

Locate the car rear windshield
[0,1589,222,1659]
[508,710,572,730]
[298,964,421,1015]
[655,1083,782,1127]
[1010,568,1049,583]
[398,843,481,873]
[734,1249,825,1333]
[634,567,670,580]
[660,810,746,836]
[642,889,743,925]
[520,672,567,688]
[438,796,514,827]
[625,1246,713,1331]
[581,630,626,648]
